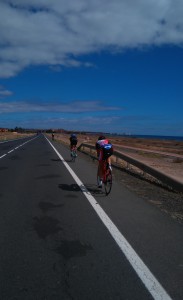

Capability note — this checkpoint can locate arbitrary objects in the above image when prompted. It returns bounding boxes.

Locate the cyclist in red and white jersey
[96,136,113,188]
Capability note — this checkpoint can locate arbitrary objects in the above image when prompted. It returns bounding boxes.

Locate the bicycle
[97,160,112,195]
[71,146,77,162]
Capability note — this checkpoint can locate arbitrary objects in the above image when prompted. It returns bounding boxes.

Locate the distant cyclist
[96,135,113,188]
[52,133,55,141]
[69,133,78,151]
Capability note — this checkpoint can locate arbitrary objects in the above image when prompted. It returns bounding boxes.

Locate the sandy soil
[107,136,183,184]
[0,132,34,141]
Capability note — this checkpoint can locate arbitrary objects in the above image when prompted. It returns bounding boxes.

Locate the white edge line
[0,135,36,144]
[8,149,14,154]
[45,136,172,300]
[0,136,38,160]
[0,154,7,159]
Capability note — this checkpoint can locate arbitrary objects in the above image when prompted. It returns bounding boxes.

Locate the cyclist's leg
[97,150,104,187]
[72,147,76,161]
[104,167,112,195]
[99,149,105,177]
[97,163,103,188]
[74,145,77,156]
[70,144,74,158]
[98,161,104,178]
[107,157,112,170]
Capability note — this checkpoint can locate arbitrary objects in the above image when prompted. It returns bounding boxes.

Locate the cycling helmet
[71,133,77,138]
[98,135,105,140]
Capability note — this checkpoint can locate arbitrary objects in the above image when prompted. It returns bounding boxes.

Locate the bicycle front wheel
[104,169,112,195]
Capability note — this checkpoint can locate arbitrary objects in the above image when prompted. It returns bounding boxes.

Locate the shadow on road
[83,183,105,197]
[58,182,107,197]
[58,183,81,192]
[51,158,61,162]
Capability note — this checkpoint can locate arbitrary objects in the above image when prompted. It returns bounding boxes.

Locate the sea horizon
[82,131,183,141]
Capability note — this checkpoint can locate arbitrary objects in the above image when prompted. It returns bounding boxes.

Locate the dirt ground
[0,132,34,141]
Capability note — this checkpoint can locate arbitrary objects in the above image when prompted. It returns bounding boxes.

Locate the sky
[0,0,183,136]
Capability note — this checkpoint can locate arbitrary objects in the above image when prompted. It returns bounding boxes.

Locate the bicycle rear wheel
[104,169,112,195]
[97,166,101,186]
[71,149,77,162]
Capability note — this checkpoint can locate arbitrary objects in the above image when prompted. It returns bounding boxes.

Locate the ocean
[85,132,183,141]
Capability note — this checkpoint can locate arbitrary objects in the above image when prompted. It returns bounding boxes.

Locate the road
[0,134,182,300]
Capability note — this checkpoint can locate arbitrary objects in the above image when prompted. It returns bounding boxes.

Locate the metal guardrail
[78,143,183,193]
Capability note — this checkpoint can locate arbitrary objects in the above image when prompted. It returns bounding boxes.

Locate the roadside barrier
[78,143,183,193]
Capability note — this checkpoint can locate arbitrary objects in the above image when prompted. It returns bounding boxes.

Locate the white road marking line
[0,154,7,159]
[0,135,35,144]
[8,150,14,153]
[46,136,172,300]
[0,136,38,160]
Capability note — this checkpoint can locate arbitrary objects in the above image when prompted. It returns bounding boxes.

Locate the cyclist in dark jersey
[70,133,78,150]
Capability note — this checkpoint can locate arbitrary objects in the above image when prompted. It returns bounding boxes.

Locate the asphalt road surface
[0,134,182,300]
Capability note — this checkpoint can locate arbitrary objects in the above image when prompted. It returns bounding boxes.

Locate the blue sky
[0,0,183,136]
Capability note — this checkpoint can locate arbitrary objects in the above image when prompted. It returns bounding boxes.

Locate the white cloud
[3,114,122,132]
[0,0,183,77]
[0,100,120,113]
[0,85,13,98]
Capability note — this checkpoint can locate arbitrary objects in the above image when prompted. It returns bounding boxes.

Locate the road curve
[0,134,182,300]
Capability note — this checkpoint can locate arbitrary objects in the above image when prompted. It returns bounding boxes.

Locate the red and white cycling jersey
[96,139,110,161]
